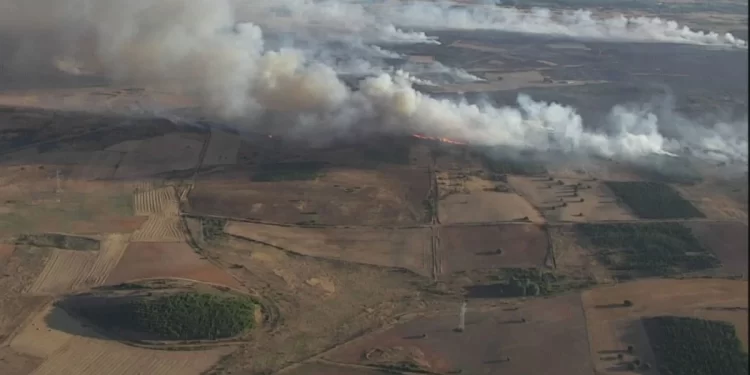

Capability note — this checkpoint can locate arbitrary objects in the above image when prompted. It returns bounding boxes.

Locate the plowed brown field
[439,224,549,274]
[105,242,242,289]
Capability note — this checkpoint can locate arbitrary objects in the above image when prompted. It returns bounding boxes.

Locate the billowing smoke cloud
[237,0,746,48]
[0,0,746,166]
[378,3,747,48]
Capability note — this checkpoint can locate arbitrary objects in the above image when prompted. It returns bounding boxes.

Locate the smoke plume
[0,0,746,166]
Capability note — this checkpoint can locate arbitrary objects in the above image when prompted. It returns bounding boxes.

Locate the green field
[644,316,748,375]
[576,223,720,277]
[605,181,704,219]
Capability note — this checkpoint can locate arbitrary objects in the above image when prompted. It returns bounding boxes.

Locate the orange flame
[412,133,467,145]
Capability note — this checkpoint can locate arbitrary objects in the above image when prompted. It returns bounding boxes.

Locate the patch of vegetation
[644,316,748,375]
[368,362,430,374]
[200,217,226,243]
[464,268,594,298]
[605,181,704,219]
[363,144,411,165]
[479,152,546,176]
[576,223,720,277]
[423,199,436,220]
[16,233,99,251]
[252,161,326,182]
[78,292,256,340]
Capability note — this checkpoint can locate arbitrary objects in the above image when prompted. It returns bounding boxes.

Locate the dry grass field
[582,279,749,375]
[675,182,749,222]
[686,221,748,275]
[439,224,549,274]
[24,234,129,295]
[437,172,544,224]
[191,166,430,225]
[225,221,431,275]
[508,175,636,222]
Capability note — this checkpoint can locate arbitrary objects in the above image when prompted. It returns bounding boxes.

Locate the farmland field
[575,222,721,277]
[436,171,544,223]
[325,294,594,375]
[605,181,705,219]
[113,133,204,179]
[644,316,748,375]
[202,129,240,166]
[105,242,242,289]
[582,278,749,375]
[130,216,186,242]
[190,166,431,225]
[439,224,549,274]
[225,221,431,275]
[26,249,99,295]
[507,175,636,222]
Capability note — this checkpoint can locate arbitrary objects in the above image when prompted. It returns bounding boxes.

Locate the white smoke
[224,0,747,48]
[378,4,747,48]
[0,0,746,165]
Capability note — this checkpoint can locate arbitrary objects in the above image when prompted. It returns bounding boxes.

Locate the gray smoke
[0,0,746,166]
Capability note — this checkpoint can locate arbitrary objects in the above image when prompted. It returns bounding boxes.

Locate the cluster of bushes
[252,161,326,182]
[80,292,256,341]
[605,181,705,219]
[644,316,748,375]
[201,217,226,243]
[576,223,720,276]
[16,233,100,251]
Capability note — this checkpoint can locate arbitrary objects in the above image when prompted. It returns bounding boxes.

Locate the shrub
[526,282,541,296]
[79,292,256,340]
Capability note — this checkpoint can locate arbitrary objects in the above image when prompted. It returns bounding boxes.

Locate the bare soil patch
[202,129,240,166]
[0,243,13,263]
[326,294,593,375]
[0,245,51,344]
[686,221,749,275]
[225,222,431,275]
[69,151,122,181]
[0,347,42,375]
[105,242,242,289]
[283,363,384,375]
[191,166,430,225]
[439,224,548,274]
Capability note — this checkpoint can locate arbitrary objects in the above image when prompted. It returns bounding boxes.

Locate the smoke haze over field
[0,0,747,165]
